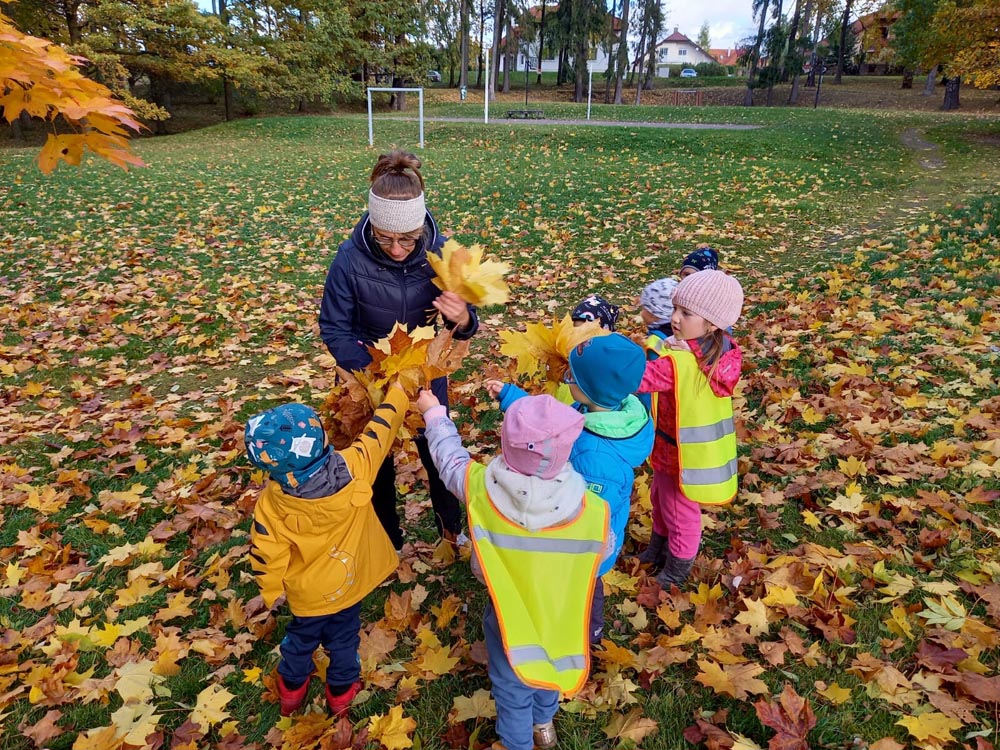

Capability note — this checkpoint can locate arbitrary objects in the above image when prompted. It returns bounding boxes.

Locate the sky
[663,0,756,49]
[191,0,758,54]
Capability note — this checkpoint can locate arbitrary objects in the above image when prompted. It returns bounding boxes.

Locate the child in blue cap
[244,384,409,717]
[487,333,653,644]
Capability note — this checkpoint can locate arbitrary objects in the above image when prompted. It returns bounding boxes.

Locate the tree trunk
[65,0,83,44]
[575,36,588,101]
[744,0,770,106]
[490,0,504,98]
[942,76,960,110]
[787,0,813,103]
[923,65,937,95]
[537,0,547,84]
[611,0,629,104]
[631,4,648,94]
[901,69,913,88]
[502,4,513,94]
[558,44,568,85]
[781,0,804,83]
[477,0,486,87]
[460,0,471,88]
[834,0,853,84]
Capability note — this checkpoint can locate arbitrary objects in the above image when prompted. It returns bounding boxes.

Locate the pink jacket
[638,336,743,474]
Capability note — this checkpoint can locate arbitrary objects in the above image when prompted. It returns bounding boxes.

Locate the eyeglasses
[372,232,420,251]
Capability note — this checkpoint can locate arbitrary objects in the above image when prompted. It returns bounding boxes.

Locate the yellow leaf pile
[321,325,470,448]
[499,314,609,389]
[427,239,510,306]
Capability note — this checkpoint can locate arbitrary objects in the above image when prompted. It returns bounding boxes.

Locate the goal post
[366,87,425,148]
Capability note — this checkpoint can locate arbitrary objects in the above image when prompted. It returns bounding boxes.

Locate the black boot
[632,532,668,569]
[655,550,695,589]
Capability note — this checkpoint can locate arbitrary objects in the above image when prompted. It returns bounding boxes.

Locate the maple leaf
[499,315,608,388]
[450,689,497,722]
[20,708,64,746]
[814,681,852,704]
[427,239,510,306]
[896,712,964,744]
[114,660,163,704]
[70,726,125,750]
[368,323,436,393]
[422,328,472,386]
[110,701,160,746]
[695,660,769,700]
[754,684,816,750]
[368,705,418,750]
[415,644,460,676]
[190,684,234,730]
[604,708,659,743]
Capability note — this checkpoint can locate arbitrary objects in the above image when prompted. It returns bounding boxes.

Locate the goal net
[366,87,425,148]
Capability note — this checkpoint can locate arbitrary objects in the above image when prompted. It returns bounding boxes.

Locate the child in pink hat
[633,269,744,589]
[417,390,612,750]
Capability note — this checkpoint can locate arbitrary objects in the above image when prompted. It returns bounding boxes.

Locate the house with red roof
[651,28,717,75]
[710,48,743,67]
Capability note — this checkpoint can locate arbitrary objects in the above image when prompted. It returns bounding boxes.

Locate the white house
[652,28,717,76]
[500,5,624,74]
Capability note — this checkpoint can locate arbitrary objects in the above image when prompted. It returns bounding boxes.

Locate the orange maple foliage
[1,11,145,173]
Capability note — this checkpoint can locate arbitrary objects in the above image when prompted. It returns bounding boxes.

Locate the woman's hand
[433,291,471,329]
[485,380,504,399]
[417,388,441,414]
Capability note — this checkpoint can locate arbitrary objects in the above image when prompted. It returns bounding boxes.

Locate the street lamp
[522,42,530,107]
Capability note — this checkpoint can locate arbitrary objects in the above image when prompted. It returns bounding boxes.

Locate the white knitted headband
[368,189,426,233]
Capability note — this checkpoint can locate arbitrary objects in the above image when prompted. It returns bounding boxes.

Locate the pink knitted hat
[501,395,585,480]
[671,270,744,330]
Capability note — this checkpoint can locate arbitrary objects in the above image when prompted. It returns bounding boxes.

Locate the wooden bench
[671,89,704,106]
[506,109,545,119]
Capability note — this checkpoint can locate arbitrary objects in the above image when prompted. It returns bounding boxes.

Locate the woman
[319,150,478,550]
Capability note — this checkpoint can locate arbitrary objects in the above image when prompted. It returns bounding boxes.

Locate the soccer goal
[366,87,424,148]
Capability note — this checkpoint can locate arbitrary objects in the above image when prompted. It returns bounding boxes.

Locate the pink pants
[651,470,702,559]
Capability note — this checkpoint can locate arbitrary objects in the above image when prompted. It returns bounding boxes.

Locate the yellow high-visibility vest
[644,333,670,359]
[465,462,608,695]
[659,349,738,504]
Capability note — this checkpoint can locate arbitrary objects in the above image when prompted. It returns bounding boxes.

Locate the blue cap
[245,403,330,489]
[567,333,645,409]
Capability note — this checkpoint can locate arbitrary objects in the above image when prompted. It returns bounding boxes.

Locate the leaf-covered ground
[0,111,998,750]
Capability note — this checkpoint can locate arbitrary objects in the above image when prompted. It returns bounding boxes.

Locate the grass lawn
[1,110,999,750]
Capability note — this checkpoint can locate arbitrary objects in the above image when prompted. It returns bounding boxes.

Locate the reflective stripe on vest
[663,350,739,505]
[473,528,606,555]
[465,462,608,696]
[645,333,670,359]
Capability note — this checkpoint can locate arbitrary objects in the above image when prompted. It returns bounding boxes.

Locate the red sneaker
[325,681,362,716]
[277,675,311,716]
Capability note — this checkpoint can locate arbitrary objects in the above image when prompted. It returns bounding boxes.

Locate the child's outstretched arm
[486,379,529,411]
[342,383,409,483]
[249,511,291,609]
[418,390,473,502]
[637,357,677,394]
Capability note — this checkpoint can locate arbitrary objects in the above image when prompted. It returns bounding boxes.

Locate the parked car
[427,70,442,82]
[680,68,697,78]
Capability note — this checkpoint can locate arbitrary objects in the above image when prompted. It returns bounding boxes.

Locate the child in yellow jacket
[244,384,408,716]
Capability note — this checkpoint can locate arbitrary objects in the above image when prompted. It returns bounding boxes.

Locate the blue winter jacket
[319,211,479,406]
[497,384,653,576]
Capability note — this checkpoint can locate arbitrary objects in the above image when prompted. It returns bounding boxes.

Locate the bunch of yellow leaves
[321,324,471,449]
[427,239,510,306]
[499,315,609,391]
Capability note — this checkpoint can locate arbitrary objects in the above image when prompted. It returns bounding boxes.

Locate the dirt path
[900,127,946,169]
[377,115,760,131]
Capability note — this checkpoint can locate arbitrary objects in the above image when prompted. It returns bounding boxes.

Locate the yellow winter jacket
[248,387,407,616]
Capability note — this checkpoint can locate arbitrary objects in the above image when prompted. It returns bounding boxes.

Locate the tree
[0,9,144,173]
[696,20,711,50]
[612,0,630,103]
[834,0,854,82]
[892,0,943,93]
[632,0,663,103]
[934,0,1000,90]
[743,0,770,105]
